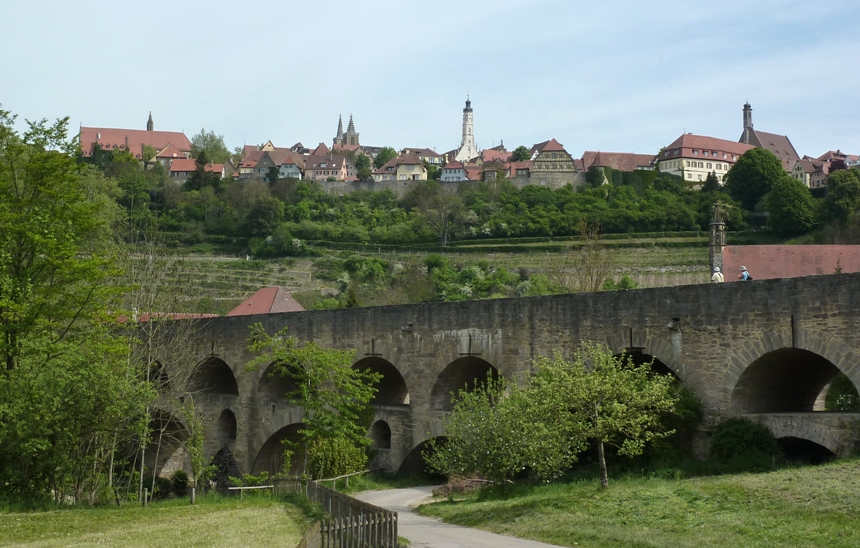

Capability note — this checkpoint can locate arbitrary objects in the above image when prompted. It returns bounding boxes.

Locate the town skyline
[2,0,857,158]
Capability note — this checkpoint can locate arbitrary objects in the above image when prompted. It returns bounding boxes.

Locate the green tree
[353,152,370,172]
[531,345,677,488]
[822,169,860,226]
[373,147,397,169]
[190,129,231,164]
[724,148,785,211]
[763,175,815,236]
[0,107,149,501]
[702,171,721,193]
[185,150,222,191]
[510,145,531,162]
[246,324,380,478]
[246,196,284,237]
[425,374,580,485]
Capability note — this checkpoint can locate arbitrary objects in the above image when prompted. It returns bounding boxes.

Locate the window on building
[698,174,702,181]
[704,151,709,156]
[693,150,699,155]
[707,163,712,169]
[673,149,679,156]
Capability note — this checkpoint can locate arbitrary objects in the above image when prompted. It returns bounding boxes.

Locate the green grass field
[417,459,860,548]
[0,495,307,548]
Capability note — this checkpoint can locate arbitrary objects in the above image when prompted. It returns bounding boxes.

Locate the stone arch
[145,409,189,478]
[216,409,237,448]
[397,436,447,478]
[252,423,305,475]
[778,437,835,465]
[614,350,679,379]
[257,361,298,401]
[430,356,500,412]
[148,360,169,393]
[353,357,409,406]
[369,420,391,450]
[188,356,239,395]
[732,348,843,413]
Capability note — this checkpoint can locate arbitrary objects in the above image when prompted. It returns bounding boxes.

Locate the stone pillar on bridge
[709,201,727,272]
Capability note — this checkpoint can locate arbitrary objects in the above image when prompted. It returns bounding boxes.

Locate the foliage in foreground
[418,459,860,548]
[426,344,678,488]
[246,324,380,479]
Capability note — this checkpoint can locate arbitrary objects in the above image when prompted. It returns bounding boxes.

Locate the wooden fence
[275,478,399,548]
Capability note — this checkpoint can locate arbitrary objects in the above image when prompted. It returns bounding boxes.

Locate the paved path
[355,486,564,548]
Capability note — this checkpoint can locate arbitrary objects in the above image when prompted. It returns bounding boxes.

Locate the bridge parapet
[743,412,860,456]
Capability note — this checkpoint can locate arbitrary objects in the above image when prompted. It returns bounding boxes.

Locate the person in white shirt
[711,267,724,283]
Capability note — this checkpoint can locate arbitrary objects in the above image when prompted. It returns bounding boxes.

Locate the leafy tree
[190,129,231,164]
[822,168,860,226]
[425,374,580,484]
[724,148,785,211]
[763,176,815,236]
[357,167,373,181]
[185,150,222,191]
[373,147,397,169]
[531,344,677,488]
[702,171,721,193]
[405,181,463,246]
[0,107,149,501]
[510,145,531,162]
[246,324,380,478]
[353,152,370,172]
[246,196,285,237]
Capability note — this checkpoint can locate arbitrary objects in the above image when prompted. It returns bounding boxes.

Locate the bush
[710,417,783,465]
[172,470,189,490]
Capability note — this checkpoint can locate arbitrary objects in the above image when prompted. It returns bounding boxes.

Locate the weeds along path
[355,486,564,548]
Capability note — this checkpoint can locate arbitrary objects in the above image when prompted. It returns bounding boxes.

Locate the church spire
[347,114,355,134]
[333,114,344,146]
[146,111,153,131]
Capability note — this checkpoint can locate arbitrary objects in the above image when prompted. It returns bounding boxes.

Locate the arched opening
[430,357,500,411]
[252,423,305,476]
[257,362,298,401]
[144,410,188,479]
[353,357,409,406]
[398,437,447,480]
[216,409,237,448]
[369,420,391,450]
[148,361,169,393]
[188,357,239,395]
[617,350,678,379]
[732,348,847,413]
[778,437,836,465]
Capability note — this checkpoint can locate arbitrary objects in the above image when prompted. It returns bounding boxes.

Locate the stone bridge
[151,272,860,476]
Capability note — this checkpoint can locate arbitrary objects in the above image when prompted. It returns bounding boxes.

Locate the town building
[79,113,192,161]
[440,159,468,182]
[581,151,655,172]
[168,159,226,183]
[401,147,443,165]
[454,97,479,162]
[529,138,579,186]
[657,133,753,184]
[739,102,800,171]
[304,154,354,182]
[372,153,427,182]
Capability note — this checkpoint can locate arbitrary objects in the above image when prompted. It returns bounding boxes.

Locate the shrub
[172,470,189,490]
[710,417,783,465]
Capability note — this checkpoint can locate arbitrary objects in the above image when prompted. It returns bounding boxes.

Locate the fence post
[190,487,196,505]
[143,488,148,507]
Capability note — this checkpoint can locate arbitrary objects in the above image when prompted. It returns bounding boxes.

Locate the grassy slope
[0,496,306,548]
[417,460,860,548]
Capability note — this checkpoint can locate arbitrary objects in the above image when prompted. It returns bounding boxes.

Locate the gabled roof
[169,158,224,174]
[465,166,483,180]
[742,129,799,169]
[509,160,532,171]
[540,138,566,152]
[333,144,361,153]
[443,160,465,170]
[265,149,306,169]
[665,133,754,157]
[226,287,305,316]
[480,149,513,163]
[305,154,347,171]
[402,147,442,158]
[311,142,331,156]
[79,126,192,159]
[156,143,187,159]
[372,153,424,174]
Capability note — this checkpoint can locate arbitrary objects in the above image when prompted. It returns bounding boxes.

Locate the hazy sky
[2,0,857,158]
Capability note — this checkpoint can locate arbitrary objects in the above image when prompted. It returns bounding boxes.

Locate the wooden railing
[275,477,399,548]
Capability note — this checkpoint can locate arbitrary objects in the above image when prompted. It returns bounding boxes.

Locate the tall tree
[510,145,531,162]
[763,175,815,236]
[190,129,231,164]
[724,148,785,211]
[822,168,860,226]
[0,107,149,501]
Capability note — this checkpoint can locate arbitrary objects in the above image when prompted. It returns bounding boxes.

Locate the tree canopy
[823,168,860,226]
[190,129,231,164]
[763,175,816,236]
[511,145,531,162]
[373,147,397,169]
[724,148,786,210]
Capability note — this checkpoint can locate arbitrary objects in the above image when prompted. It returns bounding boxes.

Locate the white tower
[455,96,479,162]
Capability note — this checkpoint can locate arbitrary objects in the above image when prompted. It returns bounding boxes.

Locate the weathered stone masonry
[167,272,860,474]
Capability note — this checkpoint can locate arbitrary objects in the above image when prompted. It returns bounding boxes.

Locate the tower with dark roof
[345,114,359,146]
[455,95,479,162]
[146,112,153,132]
[333,115,344,146]
[741,103,753,144]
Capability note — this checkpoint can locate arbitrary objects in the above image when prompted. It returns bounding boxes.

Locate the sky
[2,0,857,158]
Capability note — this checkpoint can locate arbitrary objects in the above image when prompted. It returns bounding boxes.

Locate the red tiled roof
[541,138,566,152]
[444,160,465,170]
[156,143,188,159]
[227,287,305,316]
[722,245,860,281]
[509,160,532,171]
[666,134,754,157]
[373,153,423,174]
[311,142,331,156]
[581,151,656,171]
[169,158,224,173]
[402,147,442,158]
[465,166,482,180]
[481,149,513,163]
[79,126,192,159]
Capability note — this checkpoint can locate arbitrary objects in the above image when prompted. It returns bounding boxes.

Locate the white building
[454,97,479,162]
[657,133,754,184]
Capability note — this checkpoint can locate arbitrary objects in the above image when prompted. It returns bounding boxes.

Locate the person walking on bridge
[711,267,724,283]
[738,266,752,281]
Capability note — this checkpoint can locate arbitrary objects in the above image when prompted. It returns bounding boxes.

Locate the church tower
[333,115,344,146]
[345,114,359,146]
[740,102,753,144]
[146,112,153,132]
[455,96,478,162]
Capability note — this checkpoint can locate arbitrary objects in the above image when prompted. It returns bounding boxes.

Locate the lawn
[417,459,860,548]
[0,494,307,548]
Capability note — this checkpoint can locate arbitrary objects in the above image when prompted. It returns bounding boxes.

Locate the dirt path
[355,486,564,548]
